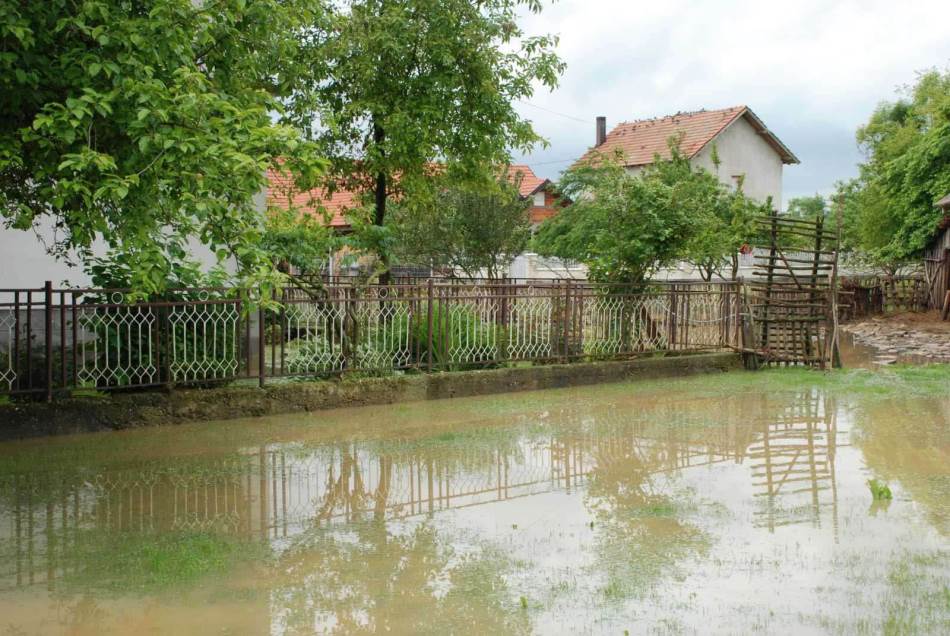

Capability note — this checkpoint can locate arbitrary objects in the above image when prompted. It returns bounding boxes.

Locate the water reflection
[1,376,947,635]
[0,388,846,595]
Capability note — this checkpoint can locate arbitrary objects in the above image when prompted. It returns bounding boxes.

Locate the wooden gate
[742,212,840,368]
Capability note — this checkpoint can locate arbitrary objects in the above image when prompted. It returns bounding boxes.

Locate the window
[532,191,545,207]
[730,174,745,190]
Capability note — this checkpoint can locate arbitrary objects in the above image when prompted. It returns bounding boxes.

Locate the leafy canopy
[261,206,339,276]
[389,168,533,279]
[533,146,704,289]
[786,195,827,220]
[0,0,326,295]
[288,0,564,267]
[837,68,950,270]
[681,172,770,281]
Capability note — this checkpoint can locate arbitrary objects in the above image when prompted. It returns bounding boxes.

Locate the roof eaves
[740,108,800,164]
[523,178,552,197]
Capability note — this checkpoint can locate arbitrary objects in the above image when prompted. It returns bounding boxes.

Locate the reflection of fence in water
[749,392,842,532]
[0,392,841,590]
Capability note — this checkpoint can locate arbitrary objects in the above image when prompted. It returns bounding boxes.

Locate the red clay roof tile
[574,106,797,169]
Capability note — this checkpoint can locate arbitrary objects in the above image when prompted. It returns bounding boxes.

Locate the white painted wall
[623,116,785,210]
[1,189,265,288]
[691,115,784,209]
[0,220,94,287]
[0,220,234,288]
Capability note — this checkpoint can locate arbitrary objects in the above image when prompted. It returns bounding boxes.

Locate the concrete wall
[691,115,784,209]
[0,353,742,438]
[507,252,589,279]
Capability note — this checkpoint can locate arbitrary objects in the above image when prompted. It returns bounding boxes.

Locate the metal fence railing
[0,280,741,399]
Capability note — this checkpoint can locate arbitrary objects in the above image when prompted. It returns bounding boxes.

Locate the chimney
[595,116,607,147]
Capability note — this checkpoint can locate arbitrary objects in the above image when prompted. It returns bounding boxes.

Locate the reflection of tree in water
[0,386,847,597]
[571,422,718,600]
[271,522,530,635]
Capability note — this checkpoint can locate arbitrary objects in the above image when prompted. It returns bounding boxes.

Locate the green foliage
[868,478,893,501]
[533,144,703,289]
[0,0,326,294]
[682,176,770,281]
[839,69,950,270]
[286,301,501,373]
[287,0,564,269]
[262,206,339,275]
[786,195,828,220]
[390,169,532,279]
[63,530,265,594]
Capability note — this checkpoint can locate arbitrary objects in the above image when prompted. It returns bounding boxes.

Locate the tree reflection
[271,521,530,635]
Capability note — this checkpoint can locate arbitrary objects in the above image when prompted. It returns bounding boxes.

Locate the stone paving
[841,311,950,363]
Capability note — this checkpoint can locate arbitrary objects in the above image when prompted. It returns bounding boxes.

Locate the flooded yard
[0,367,948,635]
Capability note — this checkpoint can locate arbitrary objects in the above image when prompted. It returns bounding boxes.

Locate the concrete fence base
[0,353,742,439]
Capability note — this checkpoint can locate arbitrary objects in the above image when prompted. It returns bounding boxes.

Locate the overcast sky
[511,0,950,207]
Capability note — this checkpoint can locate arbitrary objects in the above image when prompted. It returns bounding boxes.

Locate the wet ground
[841,311,950,364]
[0,366,948,635]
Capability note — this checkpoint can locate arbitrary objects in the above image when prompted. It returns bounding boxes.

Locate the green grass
[867,479,893,501]
[62,530,268,594]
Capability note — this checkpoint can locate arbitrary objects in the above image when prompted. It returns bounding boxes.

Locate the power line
[528,157,578,166]
[517,101,589,124]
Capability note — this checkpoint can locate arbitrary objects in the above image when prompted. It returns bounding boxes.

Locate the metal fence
[0,280,741,399]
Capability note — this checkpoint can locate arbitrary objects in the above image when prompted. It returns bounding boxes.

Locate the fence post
[426,279,434,372]
[733,276,743,348]
[258,288,266,388]
[44,281,53,402]
[563,280,572,361]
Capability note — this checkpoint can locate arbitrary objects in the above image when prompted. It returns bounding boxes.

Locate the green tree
[786,194,827,220]
[389,170,532,279]
[533,146,703,289]
[261,206,339,276]
[840,69,950,271]
[1,0,325,295]
[682,176,769,281]
[289,0,564,281]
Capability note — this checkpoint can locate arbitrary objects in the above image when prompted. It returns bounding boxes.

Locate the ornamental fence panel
[0,280,741,399]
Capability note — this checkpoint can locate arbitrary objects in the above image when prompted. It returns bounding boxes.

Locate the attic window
[532,191,545,207]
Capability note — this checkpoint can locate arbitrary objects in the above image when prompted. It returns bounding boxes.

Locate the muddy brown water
[0,370,947,635]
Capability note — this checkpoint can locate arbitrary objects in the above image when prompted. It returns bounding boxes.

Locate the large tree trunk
[373,120,390,285]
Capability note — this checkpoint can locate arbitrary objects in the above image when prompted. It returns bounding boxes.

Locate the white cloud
[512,0,950,201]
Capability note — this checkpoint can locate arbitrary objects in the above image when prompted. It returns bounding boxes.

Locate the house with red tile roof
[575,106,798,209]
[266,163,559,232]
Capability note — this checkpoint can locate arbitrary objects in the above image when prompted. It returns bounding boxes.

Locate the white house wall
[1,220,232,288]
[691,115,784,210]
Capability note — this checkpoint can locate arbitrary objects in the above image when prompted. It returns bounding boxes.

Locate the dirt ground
[841,310,950,362]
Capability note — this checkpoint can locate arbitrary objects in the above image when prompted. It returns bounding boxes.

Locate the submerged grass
[670,363,950,400]
[868,479,894,501]
[60,530,268,595]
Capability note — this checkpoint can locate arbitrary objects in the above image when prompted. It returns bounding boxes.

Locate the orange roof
[267,163,553,229]
[506,164,549,197]
[574,106,798,169]
[266,167,361,228]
